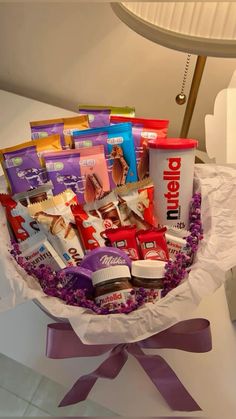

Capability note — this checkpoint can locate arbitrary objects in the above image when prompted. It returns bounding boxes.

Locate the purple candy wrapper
[31,122,64,142]
[56,266,93,296]
[44,150,83,197]
[80,247,131,272]
[4,146,47,194]
[79,109,110,128]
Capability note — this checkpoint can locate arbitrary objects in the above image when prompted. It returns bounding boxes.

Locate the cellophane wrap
[0,164,236,344]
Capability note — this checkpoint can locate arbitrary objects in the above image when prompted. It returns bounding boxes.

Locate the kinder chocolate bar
[115,178,158,230]
[105,225,140,260]
[30,115,89,148]
[28,189,84,266]
[0,135,62,194]
[71,203,105,251]
[73,123,137,187]
[165,233,188,260]
[111,116,169,179]
[95,191,122,229]
[0,193,40,242]
[136,228,169,261]
[19,231,66,271]
[71,192,122,252]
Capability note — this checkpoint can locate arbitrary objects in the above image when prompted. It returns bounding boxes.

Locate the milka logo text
[99,255,125,266]
[163,157,181,220]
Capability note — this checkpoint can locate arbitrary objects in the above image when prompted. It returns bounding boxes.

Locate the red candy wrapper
[105,225,140,260]
[71,204,105,251]
[0,193,40,242]
[136,228,169,261]
[111,116,169,179]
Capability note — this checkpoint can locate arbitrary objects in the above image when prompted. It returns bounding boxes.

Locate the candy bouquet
[0,105,236,411]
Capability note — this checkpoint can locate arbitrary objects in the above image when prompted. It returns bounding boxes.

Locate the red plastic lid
[148,138,198,150]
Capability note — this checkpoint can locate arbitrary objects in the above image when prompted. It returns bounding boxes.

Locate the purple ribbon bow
[46,318,211,411]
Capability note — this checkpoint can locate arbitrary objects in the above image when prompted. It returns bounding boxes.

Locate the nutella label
[95,288,133,309]
[163,157,181,222]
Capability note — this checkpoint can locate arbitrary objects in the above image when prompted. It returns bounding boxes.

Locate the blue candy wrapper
[73,123,137,188]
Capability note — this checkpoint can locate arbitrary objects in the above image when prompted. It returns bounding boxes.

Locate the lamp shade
[111,2,236,57]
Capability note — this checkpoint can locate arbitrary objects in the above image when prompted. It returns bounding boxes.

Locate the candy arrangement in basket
[0,105,202,315]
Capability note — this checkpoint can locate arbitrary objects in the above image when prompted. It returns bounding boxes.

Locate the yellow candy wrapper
[30,115,89,148]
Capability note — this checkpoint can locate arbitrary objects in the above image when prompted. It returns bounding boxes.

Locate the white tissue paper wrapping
[0,164,236,345]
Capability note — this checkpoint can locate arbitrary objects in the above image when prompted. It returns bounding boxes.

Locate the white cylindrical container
[149,138,198,229]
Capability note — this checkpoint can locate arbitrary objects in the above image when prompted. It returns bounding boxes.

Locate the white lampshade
[111,2,236,57]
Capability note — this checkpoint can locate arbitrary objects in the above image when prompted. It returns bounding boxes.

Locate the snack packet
[79,109,110,128]
[71,191,122,252]
[136,228,169,261]
[28,189,84,266]
[73,132,114,189]
[0,135,62,194]
[95,191,122,229]
[19,231,66,271]
[71,204,105,251]
[111,116,169,179]
[77,145,110,203]
[78,105,135,119]
[0,193,40,242]
[105,225,140,260]
[165,233,188,260]
[45,145,110,203]
[13,182,53,207]
[115,178,158,230]
[73,122,137,187]
[30,115,89,148]
[44,150,83,196]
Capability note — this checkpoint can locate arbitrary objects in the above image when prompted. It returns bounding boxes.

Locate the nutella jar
[131,260,166,303]
[91,265,133,310]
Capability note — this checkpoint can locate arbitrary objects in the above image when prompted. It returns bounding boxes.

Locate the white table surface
[0,89,236,416]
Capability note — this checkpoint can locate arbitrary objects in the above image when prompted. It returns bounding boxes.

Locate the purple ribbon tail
[129,345,200,411]
[59,344,128,407]
[46,318,211,411]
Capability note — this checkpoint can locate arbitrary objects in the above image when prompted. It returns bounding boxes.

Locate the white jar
[149,138,198,229]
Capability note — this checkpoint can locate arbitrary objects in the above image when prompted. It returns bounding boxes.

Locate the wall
[0,2,236,149]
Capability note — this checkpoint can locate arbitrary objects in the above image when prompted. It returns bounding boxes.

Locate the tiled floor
[0,353,118,417]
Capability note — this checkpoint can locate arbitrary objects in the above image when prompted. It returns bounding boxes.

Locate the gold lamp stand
[180,56,207,138]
